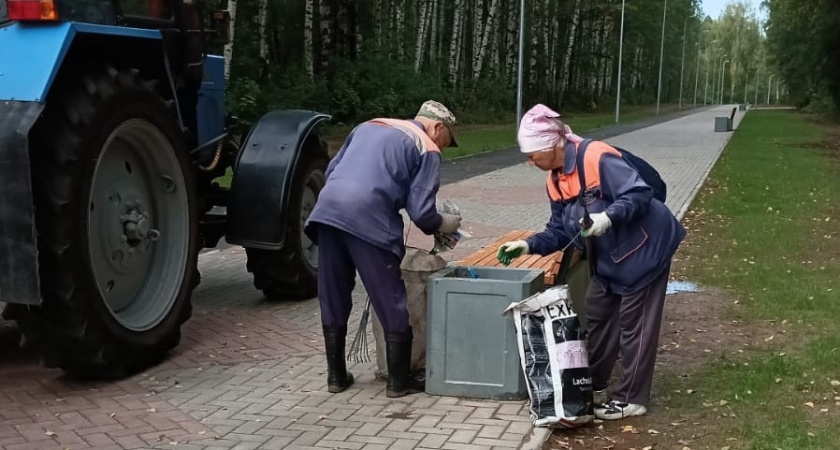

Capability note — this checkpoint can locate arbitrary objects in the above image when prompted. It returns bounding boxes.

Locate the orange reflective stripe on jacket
[546,140,622,202]
[368,118,441,155]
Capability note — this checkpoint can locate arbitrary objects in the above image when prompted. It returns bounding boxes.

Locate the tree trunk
[471,0,485,80]
[319,0,332,75]
[429,0,439,66]
[557,0,581,106]
[223,0,237,81]
[304,0,314,78]
[528,0,539,91]
[473,0,499,83]
[449,0,465,86]
[506,0,519,80]
[414,0,429,72]
[257,0,269,77]
[396,0,405,59]
[374,0,382,48]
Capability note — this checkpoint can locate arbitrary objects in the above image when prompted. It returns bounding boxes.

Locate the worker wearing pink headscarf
[499,104,686,421]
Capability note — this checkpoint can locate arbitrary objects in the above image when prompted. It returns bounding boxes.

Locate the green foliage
[765,0,840,112]
[221,0,718,128]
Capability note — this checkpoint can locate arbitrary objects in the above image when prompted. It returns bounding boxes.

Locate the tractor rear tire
[245,140,328,300]
[5,66,199,379]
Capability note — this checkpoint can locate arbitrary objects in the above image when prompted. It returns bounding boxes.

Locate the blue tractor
[0,0,330,378]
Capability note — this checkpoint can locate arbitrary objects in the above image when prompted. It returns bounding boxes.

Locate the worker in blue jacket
[304,101,461,398]
[499,104,686,420]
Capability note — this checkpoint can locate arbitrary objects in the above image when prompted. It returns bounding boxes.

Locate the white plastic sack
[504,286,595,428]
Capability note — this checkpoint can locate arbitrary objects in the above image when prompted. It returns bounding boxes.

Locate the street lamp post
[515,0,525,128]
[656,0,667,115]
[714,53,726,104]
[719,60,729,104]
[615,0,626,123]
[679,14,695,110]
[693,30,707,108]
[754,68,760,105]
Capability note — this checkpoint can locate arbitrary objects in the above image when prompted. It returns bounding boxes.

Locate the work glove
[439,213,462,234]
[580,212,612,237]
[497,240,529,266]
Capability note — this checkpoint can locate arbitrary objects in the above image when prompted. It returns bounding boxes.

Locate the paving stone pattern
[0,106,743,449]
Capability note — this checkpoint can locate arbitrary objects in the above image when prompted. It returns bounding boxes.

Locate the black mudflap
[0,101,44,305]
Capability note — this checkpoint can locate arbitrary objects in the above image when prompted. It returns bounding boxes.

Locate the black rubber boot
[385,340,425,398]
[323,328,354,393]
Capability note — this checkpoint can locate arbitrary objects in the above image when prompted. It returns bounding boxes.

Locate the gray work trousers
[585,266,670,405]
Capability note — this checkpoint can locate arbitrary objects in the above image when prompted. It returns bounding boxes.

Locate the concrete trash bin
[425,266,544,400]
[372,247,446,379]
[714,116,732,132]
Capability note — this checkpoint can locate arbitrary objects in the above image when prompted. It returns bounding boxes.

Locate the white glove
[580,212,612,237]
[439,213,462,234]
[500,240,529,255]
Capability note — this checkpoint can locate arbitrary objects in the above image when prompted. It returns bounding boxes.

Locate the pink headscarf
[517,104,583,153]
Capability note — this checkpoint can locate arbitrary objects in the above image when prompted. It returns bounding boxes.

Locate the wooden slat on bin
[458,229,565,286]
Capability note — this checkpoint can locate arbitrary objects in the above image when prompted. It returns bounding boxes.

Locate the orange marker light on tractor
[7,0,58,21]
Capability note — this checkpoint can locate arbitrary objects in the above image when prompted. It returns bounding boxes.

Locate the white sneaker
[594,399,647,420]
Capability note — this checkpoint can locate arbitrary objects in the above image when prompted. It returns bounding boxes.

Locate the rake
[347,296,372,363]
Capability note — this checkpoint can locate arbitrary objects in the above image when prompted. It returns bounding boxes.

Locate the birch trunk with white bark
[448,0,465,86]
[257,0,268,76]
[528,0,539,90]
[304,0,314,78]
[414,0,429,72]
[557,0,581,106]
[473,0,499,82]
[505,0,518,79]
[396,0,405,59]
[319,0,332,74]
[223,0,237,80]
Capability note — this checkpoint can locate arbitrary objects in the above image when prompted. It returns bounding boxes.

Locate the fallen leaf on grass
[765,335,775,342]
[808,432,815,437]
[686,389,696,395]
[648,429,660,435]
[804,402,815,408]
[621,425,639,433]
[720,400,729,406]
[830,380,840,386]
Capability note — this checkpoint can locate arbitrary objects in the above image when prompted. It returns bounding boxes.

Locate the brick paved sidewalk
[0,105,744,450]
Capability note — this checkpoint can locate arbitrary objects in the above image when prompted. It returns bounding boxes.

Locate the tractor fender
[226,110,331,250]
[0,21,166,103]
[0,101,44,305]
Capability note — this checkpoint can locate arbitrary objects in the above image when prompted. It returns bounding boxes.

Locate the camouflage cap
[416,100,459,147]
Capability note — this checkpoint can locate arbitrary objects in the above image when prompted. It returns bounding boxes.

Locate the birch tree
[223,0,237,80]
[257,0,269,76]
[414,0,430,72]
[557,0,581,105]
[473,0,499,82]
[304,0,314,78]
[449,0,466,86]
[319,0,332,74]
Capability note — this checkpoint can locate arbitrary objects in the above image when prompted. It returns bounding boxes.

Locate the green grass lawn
[662,110,840,449]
